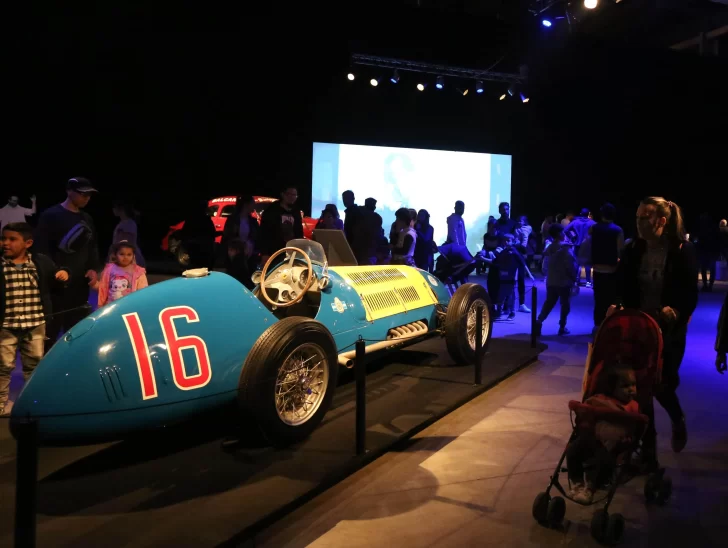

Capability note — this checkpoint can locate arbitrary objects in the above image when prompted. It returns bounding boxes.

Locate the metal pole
[14,419,38,548]
[531,285,538,348]
[474,304,483,385]
[355,338,366,456]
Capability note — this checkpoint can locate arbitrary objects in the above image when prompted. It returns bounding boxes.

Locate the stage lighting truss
[350,54,527,86]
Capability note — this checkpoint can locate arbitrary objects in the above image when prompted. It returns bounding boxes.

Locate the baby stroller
[532,309,672,544]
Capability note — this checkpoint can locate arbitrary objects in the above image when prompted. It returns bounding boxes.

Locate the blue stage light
[542,19,552,28]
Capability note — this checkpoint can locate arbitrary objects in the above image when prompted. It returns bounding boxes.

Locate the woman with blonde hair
[608,196,698,470]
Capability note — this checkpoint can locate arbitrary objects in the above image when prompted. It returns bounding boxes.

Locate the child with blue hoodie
[536,224,578,335]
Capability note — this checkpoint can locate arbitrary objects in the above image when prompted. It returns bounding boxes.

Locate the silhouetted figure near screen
[342,190,377,265]
[414,209,435,272]
[495,202,517,236]
[446,201,467,246]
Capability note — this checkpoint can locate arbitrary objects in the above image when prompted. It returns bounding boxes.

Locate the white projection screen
[311,143,512,256]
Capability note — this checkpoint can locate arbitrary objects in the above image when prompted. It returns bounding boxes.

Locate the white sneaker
[573,486,594,504]
[519,304,531,313]
[569,482,585,499]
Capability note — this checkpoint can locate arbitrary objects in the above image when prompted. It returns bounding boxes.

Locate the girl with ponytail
[607,196,699,471]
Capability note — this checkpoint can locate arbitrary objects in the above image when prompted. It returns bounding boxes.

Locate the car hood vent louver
[345,267,407,287]
[99,366,126,402]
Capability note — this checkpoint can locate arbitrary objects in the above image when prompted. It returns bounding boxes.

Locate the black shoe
[558,327,570,335]
[672,417,688,453]
[507,312,516,320]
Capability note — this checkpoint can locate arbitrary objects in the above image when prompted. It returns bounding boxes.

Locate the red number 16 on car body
[122,306,212,400]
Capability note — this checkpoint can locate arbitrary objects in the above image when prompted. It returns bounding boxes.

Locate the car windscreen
[206,205,219,217]
[285,239,327,265]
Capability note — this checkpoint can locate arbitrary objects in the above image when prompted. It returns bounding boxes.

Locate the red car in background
[161,196,317,260]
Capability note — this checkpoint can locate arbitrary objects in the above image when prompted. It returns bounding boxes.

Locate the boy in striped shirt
[0,222,69,415]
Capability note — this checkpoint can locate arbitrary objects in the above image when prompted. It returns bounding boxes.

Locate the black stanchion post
[531,285,538,348]
[355,338,366,456]
[474,304,483,385]
[14,419,38,548]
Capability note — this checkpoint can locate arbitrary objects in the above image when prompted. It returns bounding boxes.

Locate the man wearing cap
[33,177,101,351]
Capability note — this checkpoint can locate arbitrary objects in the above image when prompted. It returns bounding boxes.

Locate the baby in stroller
[533,309,671,544]
[567,363,639,503]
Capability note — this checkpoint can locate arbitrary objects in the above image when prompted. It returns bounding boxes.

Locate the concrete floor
[255,283,728,548]
[1,276,725,547]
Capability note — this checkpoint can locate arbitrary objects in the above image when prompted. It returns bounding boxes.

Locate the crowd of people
[1,175,727,480]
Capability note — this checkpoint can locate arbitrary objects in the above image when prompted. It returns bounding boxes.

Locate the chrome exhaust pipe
[337,321,428,367]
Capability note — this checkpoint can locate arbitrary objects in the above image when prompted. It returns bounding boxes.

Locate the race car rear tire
[238,317,339,447]
[444,283,493,365]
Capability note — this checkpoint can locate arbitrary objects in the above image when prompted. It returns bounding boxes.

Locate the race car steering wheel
[260,247,315,308]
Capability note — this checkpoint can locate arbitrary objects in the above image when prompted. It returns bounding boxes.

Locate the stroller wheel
[644,472,662,503]
[590,509,609,543]
[605,513,625,544]
[532,491,550,523]
[546,496,566,527]
[656,475,673,505]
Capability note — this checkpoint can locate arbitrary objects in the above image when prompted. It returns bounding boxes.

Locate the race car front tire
[444,283,493,365]
[238,317,339,447]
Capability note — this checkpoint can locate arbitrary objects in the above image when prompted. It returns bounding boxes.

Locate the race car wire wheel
[274,342,329,426]
[444,283,494,365]
[467,298,490,350]
[238,317,339,447]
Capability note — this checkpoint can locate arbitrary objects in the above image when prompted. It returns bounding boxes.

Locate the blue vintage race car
[11,238,493,446]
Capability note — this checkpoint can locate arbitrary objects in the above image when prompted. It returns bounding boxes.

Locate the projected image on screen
[312,143,512,256]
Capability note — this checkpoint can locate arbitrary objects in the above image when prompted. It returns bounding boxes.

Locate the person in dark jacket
[226,239,255,290]
[695,212,721,292]
[414,209,435,272]
[607,196,698,468]
[222,196,258,252]
[179,199,217,270]
[1,222,70,414]
[536,224,577,335]
[717,293,727,374]
[591,203,625,329]
[258,186,303,264]
[33,177,100,352]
